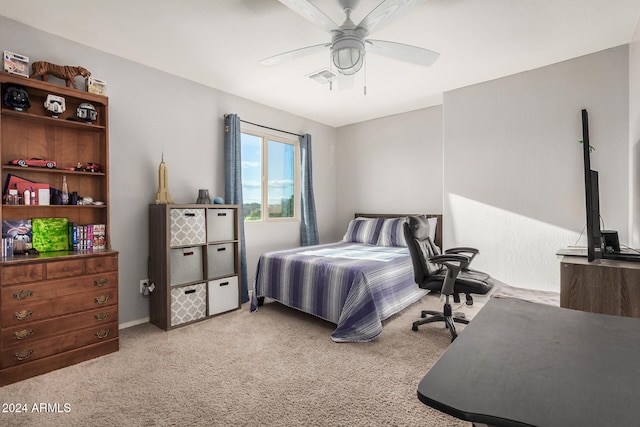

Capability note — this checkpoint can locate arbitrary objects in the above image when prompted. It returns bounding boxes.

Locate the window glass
[240,132,297,222]
[240,133,262,221]
[267,139,295,219]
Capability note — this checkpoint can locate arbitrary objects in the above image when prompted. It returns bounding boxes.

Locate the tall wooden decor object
[154,154,173,204]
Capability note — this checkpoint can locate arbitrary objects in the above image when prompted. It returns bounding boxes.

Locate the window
[241,131,298,222]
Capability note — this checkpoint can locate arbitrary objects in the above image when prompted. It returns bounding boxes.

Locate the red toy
[10,158,57,169]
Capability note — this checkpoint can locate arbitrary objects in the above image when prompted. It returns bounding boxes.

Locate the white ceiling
[1,0,639,127]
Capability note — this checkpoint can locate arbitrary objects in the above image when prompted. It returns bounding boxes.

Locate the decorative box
[3,51,29,77]
[171,283,207,326]
[170,208,206,246]
[32,217,69,252]
[86,76,106,95]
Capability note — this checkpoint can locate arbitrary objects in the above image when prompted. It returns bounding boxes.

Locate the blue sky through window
[241,133,295,215]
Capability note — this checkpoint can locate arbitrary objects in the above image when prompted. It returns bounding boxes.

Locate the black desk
[417,297,640,427]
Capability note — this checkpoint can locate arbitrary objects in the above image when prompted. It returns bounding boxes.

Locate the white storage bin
[170,246,203,285]
[171,283,207,326]
[207,243,236,278]
[170,208,206,246]
[208,276,239,315]
[207,208,235,242]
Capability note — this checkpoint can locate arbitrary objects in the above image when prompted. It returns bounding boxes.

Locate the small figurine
[30,61,91,89]
[44,94,66,118]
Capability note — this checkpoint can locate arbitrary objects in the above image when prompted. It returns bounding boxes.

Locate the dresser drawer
[1,321,118,368]
[1,272,118,307]
[1,306,119,346]
[0,263,44,286]
[1,288,118,327]
[46,259,85,280]
[86,254,118,273]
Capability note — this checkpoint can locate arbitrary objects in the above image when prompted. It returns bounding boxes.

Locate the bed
[250,213,442,342]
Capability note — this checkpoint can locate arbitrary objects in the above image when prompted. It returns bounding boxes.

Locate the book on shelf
[68,222,106,251]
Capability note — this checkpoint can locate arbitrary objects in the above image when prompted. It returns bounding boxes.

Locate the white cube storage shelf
[149,204,241,330]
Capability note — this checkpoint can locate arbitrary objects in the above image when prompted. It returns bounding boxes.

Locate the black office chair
[403,215,494,341]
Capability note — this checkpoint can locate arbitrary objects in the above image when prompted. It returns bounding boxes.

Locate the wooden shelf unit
[0,73,118,386]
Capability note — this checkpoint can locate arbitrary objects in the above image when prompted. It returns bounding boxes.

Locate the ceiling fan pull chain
[363,54,367,96]
[329,53,333,91]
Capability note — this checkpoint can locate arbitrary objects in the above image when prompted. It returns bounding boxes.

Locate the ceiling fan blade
[366,39,440,66]
[357,0,426,35]
[259,43,329,66]
[278,0,341,33]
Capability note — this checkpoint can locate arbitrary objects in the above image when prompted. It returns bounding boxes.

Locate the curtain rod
[239,118,303,138]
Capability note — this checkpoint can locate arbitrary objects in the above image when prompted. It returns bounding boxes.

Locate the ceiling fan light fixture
[331,36,365,75]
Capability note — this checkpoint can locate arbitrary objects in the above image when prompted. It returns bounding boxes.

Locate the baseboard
[119,317,150,330]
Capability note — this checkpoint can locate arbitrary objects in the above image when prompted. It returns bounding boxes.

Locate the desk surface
[417,297,640,427]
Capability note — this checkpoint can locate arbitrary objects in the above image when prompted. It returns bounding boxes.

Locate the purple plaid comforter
[250,242,427,342]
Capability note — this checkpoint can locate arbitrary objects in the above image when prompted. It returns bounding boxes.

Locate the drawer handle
[184,289,196,295]
[95,329,110,339]
[217,247,226,252]
[184,213,195,217]
[94,278,110,287]
[14,329,34,340]
[14,349,33,361]
[219,282,230,287]
[95,295,110,304]
[217,212,227,216]
[95,312,111,321]
[13,290,33,300]
[13,310,33,321]
[183,252,194,256]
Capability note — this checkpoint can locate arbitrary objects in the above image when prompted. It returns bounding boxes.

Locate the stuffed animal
[30,61,91,89]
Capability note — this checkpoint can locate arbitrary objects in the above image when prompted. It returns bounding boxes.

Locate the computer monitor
[581,109,602,262]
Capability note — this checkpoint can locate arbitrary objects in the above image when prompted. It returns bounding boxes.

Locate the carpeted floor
[0,294,485,427]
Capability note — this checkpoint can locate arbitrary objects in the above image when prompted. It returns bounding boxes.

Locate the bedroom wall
[335,106,443,239]
[0,16,338,326]
[443,45,630,291]
[630,19,640,249]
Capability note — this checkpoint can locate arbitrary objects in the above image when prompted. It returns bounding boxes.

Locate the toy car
[10,158,57,169]
[85,162,101,172]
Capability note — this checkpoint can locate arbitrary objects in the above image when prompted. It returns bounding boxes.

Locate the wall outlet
[140,279,149,294]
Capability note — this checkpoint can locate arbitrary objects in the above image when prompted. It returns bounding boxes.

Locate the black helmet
[3,85,30,111]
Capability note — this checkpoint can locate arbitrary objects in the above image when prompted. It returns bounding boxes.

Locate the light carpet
[0,294,484,427]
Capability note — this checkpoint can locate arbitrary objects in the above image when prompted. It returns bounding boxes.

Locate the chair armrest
[431,254,470,296]
[430,254,470,271]
[444,247,478,267]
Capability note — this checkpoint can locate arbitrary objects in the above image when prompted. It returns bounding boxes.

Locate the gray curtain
[300,134,319,246]
[224,114,249,303]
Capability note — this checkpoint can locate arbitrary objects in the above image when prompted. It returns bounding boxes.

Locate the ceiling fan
[260,0,440,76]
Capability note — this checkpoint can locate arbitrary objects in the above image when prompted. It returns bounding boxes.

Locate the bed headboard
[354,213,443,249]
